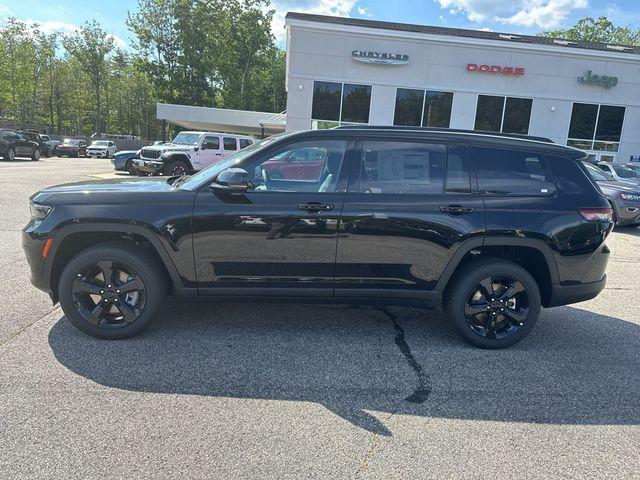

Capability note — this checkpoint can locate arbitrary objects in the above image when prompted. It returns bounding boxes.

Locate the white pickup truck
[134,131,255,176]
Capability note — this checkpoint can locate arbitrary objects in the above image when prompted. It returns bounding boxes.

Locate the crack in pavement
[378,307,431,404]
[353,307,432,478]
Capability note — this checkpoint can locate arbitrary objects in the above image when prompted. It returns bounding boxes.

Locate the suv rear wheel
[58,243,167,339]
[444,258,541,349]
[31,148,40,161]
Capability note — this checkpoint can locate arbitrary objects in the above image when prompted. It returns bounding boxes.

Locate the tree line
[0,0,286,139]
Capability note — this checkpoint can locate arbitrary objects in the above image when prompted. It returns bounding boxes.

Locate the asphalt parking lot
[1,155,639,479]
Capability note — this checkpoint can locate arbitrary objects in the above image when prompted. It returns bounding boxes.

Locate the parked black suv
[0,129,41,161]
[23,128,613,348]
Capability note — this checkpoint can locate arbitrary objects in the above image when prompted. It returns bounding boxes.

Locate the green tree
[63,21,115,134]
[539,16,640,46]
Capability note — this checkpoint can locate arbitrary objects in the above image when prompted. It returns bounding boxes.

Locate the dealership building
[157,12,640,163]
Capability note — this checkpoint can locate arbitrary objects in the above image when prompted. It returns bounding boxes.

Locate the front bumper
[86,150,109,158]
[134,159,164,174]
[21,227,53,295]
[615,203,640,226]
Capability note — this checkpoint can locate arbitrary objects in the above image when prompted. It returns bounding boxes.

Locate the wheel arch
[162,152,194,171]
[47,223,193,303]
[438,237,559,308]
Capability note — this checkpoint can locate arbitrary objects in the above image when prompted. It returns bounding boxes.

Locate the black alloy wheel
[71,260,147,328]
[32,148,40,161]
[59,243,167,339]
[126,159,137,175]
[6,148,15,161]
[463,276,529,340]
[444,258,541,348]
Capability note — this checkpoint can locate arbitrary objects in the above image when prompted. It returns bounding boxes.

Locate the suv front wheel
[31,148,40,161]
[444,258,541,349]
[58,242,167,339]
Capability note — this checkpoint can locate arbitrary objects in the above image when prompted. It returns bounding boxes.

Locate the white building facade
[285,13,640,164]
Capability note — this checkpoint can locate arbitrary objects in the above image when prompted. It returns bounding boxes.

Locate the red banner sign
[467,63,525,76]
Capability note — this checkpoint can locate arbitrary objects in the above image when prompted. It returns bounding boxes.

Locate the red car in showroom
[56,139,87,157]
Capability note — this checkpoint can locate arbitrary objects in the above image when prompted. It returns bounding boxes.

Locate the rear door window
[358,140,446,194]
[223,137,238,151]
[474,146,557,195]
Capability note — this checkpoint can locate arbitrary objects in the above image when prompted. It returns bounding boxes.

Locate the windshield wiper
[168,174,191,187]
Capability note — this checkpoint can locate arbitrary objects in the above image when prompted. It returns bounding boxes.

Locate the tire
[164,159,189,176]
[444,258,541,349]
[31,148,40,161]
[3,148,15,161]
[58,242,168,339]
[125,159,137,175]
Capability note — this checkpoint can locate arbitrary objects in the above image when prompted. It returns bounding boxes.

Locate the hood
[88,145,109,149]
[32,177,177,203]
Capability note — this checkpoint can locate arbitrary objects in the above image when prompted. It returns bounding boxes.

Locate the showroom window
[393,89,453,128]
[474,95,533,134]
[567,103,626,153]
[311,81,371,128]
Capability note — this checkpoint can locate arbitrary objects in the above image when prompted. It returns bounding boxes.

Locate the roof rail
[332,125,555,143]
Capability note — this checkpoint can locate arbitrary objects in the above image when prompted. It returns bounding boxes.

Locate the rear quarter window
[474,146,557,196]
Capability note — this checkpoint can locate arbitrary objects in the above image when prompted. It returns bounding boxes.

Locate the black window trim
[566,101,627,149]
[471,143,559,198]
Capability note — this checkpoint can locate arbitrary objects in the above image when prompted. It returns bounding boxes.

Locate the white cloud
[434,0,588,28]
[358,6,372,16]
[16,19,129,49]
[270,0,359,43]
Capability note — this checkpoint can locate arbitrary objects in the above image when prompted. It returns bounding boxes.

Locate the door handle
[298,202,334,212]
[440,205,475,216]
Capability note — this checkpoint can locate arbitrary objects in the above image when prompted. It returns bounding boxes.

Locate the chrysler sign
[352,50,410,65]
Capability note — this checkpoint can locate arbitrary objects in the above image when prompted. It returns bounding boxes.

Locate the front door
[335,138,485,300]
[198,135,223,169]
[192,136,353,296]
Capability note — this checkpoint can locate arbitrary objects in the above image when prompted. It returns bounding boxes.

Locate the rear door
[335,137,485,301]
[222,136,239,160]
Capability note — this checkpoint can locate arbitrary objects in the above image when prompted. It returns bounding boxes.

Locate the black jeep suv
[23,128,613,348]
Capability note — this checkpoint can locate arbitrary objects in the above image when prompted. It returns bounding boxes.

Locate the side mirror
[213,168,250,191]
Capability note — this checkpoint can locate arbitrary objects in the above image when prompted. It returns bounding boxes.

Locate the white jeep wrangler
[134,131,255,176]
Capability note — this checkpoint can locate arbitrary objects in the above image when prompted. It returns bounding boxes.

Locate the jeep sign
[578,70,618,89]
[352,51,410,65]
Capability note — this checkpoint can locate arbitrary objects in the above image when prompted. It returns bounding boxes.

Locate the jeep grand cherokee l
[23,127,613,348]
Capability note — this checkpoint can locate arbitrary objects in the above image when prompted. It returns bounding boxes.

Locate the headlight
[620,193,640,201]
[30,203,53,220]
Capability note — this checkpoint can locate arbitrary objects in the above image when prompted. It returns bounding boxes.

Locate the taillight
[579,208,613,222]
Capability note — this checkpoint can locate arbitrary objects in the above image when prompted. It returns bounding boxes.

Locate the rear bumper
[546,276,606,307]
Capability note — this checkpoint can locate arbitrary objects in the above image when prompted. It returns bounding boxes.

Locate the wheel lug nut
[100,290,104,294]
[107,284,112,288]
[76,274,82,278]
[116,290,120,294]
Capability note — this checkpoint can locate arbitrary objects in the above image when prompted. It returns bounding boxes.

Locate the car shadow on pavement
[48,302,640,436]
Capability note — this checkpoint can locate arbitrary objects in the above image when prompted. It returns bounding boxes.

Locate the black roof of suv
[22,127,612,348]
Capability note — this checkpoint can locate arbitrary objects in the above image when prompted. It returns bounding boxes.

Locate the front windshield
[62,139,80,146]
[92,141,109,146]
[613,165,639,179]
[180,134,288,190]
[584,163,611,181]
[172,132,203,146]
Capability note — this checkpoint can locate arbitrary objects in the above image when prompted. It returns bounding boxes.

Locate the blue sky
[1,0,639,48]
